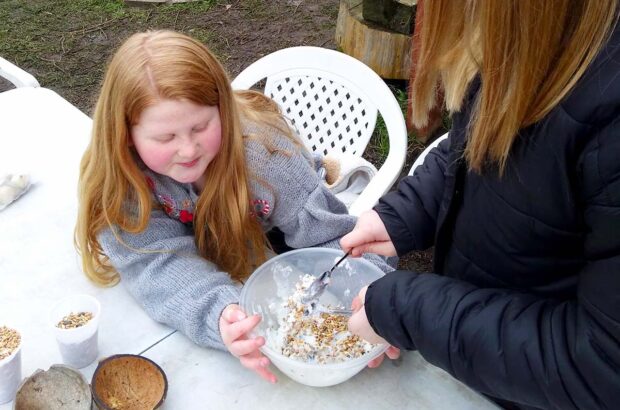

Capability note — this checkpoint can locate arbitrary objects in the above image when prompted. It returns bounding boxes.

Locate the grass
[370,84,410,163]
[0,0,218,109]
[1,0,430,163]
[241,0,272,19]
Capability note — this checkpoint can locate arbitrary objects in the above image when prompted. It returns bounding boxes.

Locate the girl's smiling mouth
[179,158,199,168]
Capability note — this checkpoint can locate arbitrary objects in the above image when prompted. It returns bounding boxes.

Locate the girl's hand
[340,210,397,257]
[348,286,401,368]
[220,304,277,383]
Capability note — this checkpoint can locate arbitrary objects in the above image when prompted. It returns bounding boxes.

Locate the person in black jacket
[341,2,620,409]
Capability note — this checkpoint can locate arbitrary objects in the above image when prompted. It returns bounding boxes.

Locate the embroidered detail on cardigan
[147,176,194,225]
[250,199,271,220]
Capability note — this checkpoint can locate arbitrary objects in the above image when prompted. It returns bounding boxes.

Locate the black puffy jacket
[366,24,620,410]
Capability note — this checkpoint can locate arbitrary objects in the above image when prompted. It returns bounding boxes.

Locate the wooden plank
[335,0,412,80]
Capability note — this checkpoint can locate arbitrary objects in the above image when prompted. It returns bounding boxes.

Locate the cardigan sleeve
[98,209,239,351]
[245,131,394,273]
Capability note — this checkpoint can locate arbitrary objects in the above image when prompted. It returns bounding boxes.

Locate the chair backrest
[232,47,405,158]
[263,69,375,157]
[232,47,407,215]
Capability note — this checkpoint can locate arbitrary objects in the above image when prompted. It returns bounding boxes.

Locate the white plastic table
[0,85,173,409]
[0,79,497,410]
[143,332,499,409]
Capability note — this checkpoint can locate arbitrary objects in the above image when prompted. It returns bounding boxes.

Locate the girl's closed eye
[192,123,208,133]
[155,134,175,142]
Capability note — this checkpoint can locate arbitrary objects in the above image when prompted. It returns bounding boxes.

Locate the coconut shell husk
[91,354,167,410]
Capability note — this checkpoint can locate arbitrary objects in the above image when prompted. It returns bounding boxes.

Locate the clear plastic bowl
[239,248,387,387]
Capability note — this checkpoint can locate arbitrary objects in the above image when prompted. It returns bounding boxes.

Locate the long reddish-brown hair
[76,30,292,286]
[411,0,618,172]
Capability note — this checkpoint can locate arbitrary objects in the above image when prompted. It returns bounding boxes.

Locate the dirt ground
[1,0,342,112]
[0,0,434,272]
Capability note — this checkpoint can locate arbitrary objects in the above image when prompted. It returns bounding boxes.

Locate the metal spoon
[300,251,350,305]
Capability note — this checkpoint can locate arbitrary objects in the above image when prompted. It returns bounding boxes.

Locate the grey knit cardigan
[99,121,393,350]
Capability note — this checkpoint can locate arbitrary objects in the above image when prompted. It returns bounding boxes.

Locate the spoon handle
[328,251,350,276]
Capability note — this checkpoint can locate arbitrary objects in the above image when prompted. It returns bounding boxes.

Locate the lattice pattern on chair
[265,74,377,157]
[232,46,408,215]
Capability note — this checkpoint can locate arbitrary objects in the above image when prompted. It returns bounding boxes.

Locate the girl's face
[131,98,222,191]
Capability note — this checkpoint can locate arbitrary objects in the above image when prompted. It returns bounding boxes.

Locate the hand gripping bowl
[239,248,387,387]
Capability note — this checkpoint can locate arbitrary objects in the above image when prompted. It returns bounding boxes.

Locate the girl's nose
[177,136,198,158]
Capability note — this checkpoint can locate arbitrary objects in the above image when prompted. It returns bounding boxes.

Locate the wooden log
[335,0,412,80]
[362,0,417,35]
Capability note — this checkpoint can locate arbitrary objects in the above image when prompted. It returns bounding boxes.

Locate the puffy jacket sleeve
[99,209,239,351]
[365,123,620,409]
[374,135,451,255]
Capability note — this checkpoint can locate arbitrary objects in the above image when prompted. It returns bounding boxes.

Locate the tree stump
[362,0,416,35]
[335,0,412,80]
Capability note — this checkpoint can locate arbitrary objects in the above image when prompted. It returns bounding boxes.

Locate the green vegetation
[0,0,217,57]
[369,84,411,163]
[0,0,217,110]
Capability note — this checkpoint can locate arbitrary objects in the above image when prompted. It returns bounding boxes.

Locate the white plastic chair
[0,57,40,88]
[232,46,408,216]
[408,133,449,176]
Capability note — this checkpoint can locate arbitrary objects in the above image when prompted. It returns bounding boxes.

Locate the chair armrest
[349,107,408,216]
[349,147,407,216]
[0,57,40,88]
[408,133,448,176]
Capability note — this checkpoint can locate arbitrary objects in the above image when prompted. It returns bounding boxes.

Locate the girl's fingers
[238,351,277,383]
[350,296,363,312]
[228,336,265,357]
[357,286,368,302]
[368,354,385,368]
[352,242,397,257]
[340,229,368,252]
[222,314,261,343]
[350,287,368,312]
[239,353,270,371]
[348,310,367,336]
[221,304,246,323]
[254,365,277,384]
[386,346,401,360]
[367,347,400,369]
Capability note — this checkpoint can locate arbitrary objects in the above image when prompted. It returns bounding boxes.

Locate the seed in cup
[56,312,93,329]
[0,326,21,361]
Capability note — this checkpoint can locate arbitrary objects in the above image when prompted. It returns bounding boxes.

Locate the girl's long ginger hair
[76,30,288,286]
[411,0,618,173]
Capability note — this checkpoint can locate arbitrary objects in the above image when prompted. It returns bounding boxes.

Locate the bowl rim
[240,247,389,370]
[91,354,168,410]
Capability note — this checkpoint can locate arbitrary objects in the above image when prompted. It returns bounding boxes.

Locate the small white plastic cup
[50,294,101,369]
[0,329,22,404]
